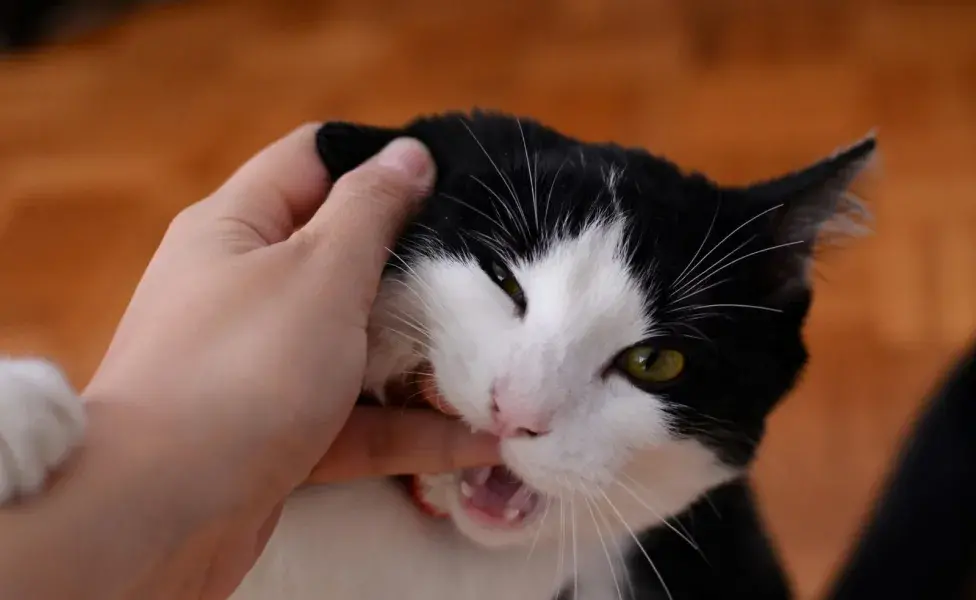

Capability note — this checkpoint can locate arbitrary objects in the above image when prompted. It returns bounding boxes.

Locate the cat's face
[317,112,875,549]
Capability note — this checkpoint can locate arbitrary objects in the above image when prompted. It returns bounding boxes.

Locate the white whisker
[680,239,808,302]
[672,200,720,287]
[553,488,568,595]
[580,484,624,600]
[469,175,528,243]
[670,303,783,314]
[571,493,579,600]
[671,277,732,304]
[544,158,568,236]
[516,118,540,232]
[613,478,704,558]
[378,326,432,354]
[673,203,785,295]
[597,487,674,600]
[438,191,512,240]
[458,118,520,203]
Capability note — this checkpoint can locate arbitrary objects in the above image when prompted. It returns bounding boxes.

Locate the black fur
[315,109,875,599]
[824,337,976,600]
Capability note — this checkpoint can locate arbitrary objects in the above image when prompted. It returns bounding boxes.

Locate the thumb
[292,137,435,277]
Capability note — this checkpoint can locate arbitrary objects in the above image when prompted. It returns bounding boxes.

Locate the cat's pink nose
[489,387,552,439]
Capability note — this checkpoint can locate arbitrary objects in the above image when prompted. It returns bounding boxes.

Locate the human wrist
[0,398,225,600]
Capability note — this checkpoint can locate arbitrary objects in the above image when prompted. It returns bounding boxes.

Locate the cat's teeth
[460,482,474,498]
[507,485,534,511]
[472,467,492,486]
[504,507,521,522]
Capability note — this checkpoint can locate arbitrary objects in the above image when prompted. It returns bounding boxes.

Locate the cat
[824,337,976,600]
[0,110,876,599]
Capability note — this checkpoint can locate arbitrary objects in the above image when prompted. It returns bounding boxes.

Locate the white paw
[0,358,86,505]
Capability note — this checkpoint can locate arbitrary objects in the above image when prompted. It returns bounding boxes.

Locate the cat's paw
[0,358,85,505]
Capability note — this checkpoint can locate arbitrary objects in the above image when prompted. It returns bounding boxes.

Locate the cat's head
[316,111,876,549]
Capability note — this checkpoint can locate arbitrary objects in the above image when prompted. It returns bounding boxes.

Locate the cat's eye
[490,261,526,308]
[616,346,685,384]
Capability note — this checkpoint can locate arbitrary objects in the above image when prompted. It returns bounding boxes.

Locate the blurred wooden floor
[1,0,975,596]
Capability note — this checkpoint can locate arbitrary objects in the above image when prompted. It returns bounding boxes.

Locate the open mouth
[387,363,544,530]
[459,465,543,527]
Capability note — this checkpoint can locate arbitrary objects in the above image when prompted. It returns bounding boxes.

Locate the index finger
[303,407,501,484]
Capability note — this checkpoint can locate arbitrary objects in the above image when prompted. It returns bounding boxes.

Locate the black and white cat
[0,110,876,599]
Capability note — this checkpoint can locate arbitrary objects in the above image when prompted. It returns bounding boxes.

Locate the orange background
[1,1,974,597]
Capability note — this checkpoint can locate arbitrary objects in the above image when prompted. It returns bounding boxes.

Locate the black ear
[745,134,877,245]
[740,133,878,291]
[315,121,405,180]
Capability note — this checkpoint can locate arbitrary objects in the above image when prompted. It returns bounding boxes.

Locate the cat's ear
[314,121,407,180]
[740,133,878,292]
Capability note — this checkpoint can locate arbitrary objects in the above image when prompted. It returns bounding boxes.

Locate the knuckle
[335,168,410,206]
[294,120,321,134]
[166,201,208,236]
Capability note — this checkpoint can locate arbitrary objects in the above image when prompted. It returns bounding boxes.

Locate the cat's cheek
[500,427,619,496]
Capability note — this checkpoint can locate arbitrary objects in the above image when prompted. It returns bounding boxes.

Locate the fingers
[304,407,500,484]
[206,123,331,244]
[289,138,435,297]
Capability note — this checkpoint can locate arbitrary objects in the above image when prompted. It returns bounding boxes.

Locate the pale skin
[0,124,500,600]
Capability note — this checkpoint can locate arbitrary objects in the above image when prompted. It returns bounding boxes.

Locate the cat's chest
[230,479,603,600]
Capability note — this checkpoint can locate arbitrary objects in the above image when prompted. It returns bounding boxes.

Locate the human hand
[81,123,499,599]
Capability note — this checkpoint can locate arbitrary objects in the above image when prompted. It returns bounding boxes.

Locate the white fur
[234,217,738,600]
[0,358,85,503]
[0,219,737,600]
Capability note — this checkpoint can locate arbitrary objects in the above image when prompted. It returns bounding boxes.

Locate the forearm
[0,400,221,600]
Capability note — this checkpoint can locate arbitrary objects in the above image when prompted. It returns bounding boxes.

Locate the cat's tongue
[459,465,540,526]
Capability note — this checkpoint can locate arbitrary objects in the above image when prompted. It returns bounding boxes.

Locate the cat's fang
[457,465,543,528]
[471,466,492,485]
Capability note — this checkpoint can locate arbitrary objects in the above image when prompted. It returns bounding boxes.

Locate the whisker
[682,311,732,323]
[380,310,430,341]
[458,118,519,201]
[438,191,511,239]
[518,496,553,594]
[516,118,540,232]
[674,203,785,294]
[676,239,807,302]
[672,201,721,288]
[465,230,512,261]
[671,278,732,305]
[469,175,529,243]
[579,483,624,600]
[378,327,432,354]
[597,487,674,600]
[670,303,783,314]
[589,489,637,600]
[671,234,755,298]
[553,488,568,594]
[659,321,713,344]
[613,478,704,559]
[544,158,568,238]
[571,492,579,600]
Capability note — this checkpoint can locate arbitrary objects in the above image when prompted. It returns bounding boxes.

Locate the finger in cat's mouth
[387,363,547,529]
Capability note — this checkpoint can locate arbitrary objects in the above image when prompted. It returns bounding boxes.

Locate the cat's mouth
[458,465,543,527]
[389,364,545,530]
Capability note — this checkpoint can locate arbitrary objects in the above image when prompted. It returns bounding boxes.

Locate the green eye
[491,262,525,305]
[618,346,685,383]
